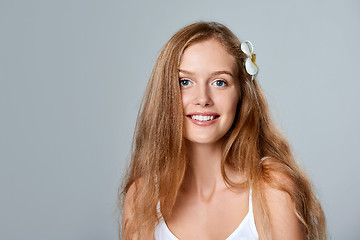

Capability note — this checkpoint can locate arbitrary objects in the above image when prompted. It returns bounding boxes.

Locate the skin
[179,39,240,145]
[123,38,305,239]
[166,38,248,239]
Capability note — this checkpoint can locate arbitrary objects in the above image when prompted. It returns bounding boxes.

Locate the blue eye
[179,79,191,87]
[214,80,227,87]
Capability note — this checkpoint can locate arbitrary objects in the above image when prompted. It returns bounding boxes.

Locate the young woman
[119,21,327,240]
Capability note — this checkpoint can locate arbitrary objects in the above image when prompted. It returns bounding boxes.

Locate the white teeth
[191,115,215,121]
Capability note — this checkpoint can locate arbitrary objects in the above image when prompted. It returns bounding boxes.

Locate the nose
[193,84,213,107]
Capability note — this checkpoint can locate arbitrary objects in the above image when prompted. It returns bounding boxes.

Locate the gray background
[1,0,359,239]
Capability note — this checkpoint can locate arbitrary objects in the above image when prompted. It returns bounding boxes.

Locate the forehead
[179,38,237,74]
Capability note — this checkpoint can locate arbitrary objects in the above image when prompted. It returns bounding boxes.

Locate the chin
[184,135,223,145]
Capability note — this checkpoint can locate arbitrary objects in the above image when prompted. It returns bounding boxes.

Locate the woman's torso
[154,157,271,239]
[155,187,258,240]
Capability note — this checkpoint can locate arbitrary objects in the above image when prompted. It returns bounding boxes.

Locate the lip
[187,111,219,116]
[186,112,220,126]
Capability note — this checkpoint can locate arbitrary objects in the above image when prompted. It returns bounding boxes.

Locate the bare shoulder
[260,158,306,240]
[123,182,136,216]
[123,177,145,221]
[122,177,153,240]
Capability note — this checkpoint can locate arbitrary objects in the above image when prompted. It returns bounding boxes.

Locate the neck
[184,141,226,201]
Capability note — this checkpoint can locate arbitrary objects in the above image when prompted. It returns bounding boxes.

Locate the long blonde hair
[119,21,327,239]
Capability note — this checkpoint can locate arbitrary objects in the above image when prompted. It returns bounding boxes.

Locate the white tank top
[154,156,270,239]
[154,189,259,240]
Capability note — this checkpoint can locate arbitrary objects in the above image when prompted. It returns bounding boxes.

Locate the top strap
[248,188,254,215]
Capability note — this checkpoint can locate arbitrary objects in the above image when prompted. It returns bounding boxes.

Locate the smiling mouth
[186,114,220,122]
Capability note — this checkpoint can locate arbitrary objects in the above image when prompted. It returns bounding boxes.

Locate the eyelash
[212,79,227,87]
[179,79,228,88]
[179,79,192,87]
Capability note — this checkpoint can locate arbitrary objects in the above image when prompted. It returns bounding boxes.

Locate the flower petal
[241,40,253,56]
[245,58,258,76]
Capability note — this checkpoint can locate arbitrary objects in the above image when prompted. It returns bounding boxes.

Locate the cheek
[230,89,240,113]
[222,97,239,131]
[217,92,239,114]
[224,102,238,120]
[181,92,191,108]
[231,97,239,114]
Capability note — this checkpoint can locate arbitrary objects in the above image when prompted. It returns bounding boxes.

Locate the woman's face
[179,38,240,144]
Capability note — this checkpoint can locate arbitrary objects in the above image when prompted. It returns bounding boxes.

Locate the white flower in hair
[241,40,259,80]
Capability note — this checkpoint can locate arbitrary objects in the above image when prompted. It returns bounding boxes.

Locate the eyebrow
[179,69,234,78]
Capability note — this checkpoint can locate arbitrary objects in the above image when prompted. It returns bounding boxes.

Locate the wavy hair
[118,21,327,240]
